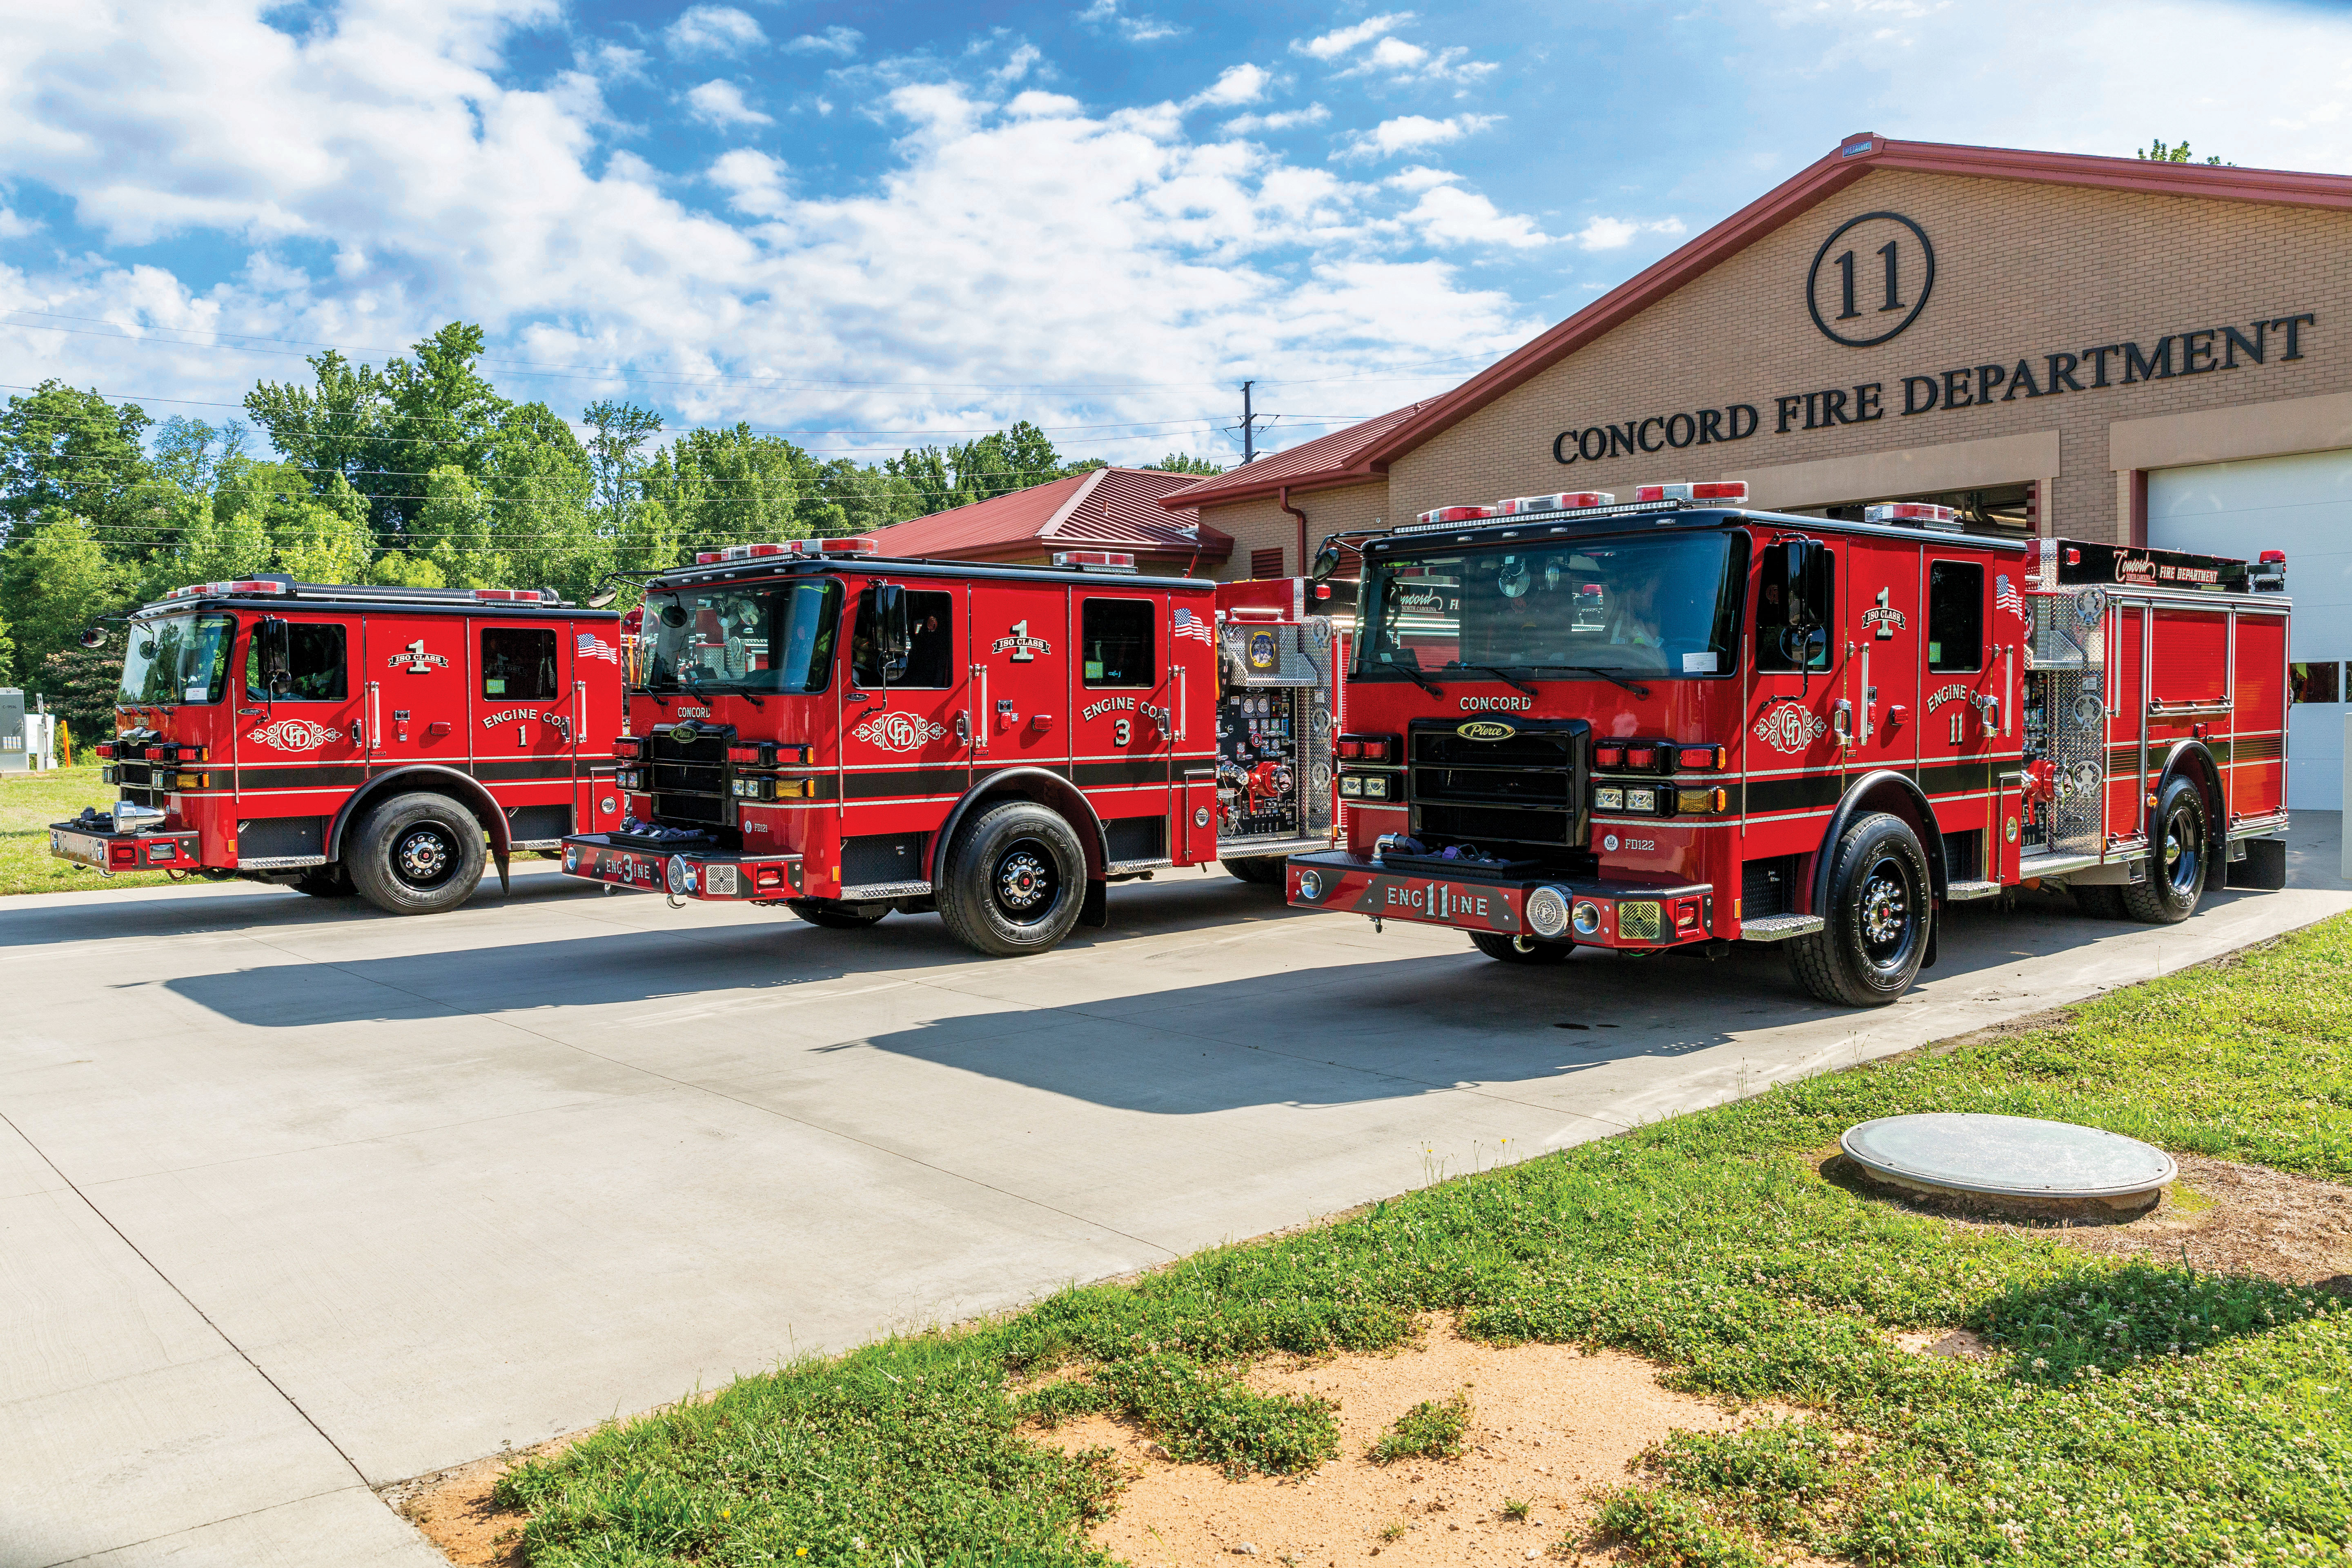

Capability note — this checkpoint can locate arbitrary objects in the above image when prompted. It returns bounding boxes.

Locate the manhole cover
[1841,1113,2176,1209]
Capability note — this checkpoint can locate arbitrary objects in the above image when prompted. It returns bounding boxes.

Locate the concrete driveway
[5,817,2347,1566]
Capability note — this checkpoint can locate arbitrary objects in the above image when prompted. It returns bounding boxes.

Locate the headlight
[1361,774,1390,799]
[1339,775,1363,797]
[1526,885,1570,939]
[1572,899,1602,937]
[666,853,689,893]
[1296,869,1323,902]
[1594,786,1624,811]
[1625,787,1657,814]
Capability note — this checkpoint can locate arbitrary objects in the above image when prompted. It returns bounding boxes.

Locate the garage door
[2149,448,2352,811]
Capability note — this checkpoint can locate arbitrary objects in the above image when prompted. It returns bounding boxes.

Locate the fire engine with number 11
[1283,481,2291,1006]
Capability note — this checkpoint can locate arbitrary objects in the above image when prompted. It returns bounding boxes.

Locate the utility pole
[1240,381,1257,464]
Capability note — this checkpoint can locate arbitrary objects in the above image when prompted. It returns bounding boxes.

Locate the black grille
[843,832,927,885]
[1942,829,1983,882]
[648,731,729,826]
[1740,854,1799,919]
[1105,815,1165,861]
[240,815,327,859]
[1406,719,1589,856]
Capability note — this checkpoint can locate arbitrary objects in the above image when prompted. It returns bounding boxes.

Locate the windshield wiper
[1530,664,1653,697]
[1446,662,1538,696]
[1381,657,1442,697]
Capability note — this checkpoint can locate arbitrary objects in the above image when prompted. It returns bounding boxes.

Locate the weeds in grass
[495,915,2352,1568]
[1500,1497,1531,1521]
[1377,1520,1406,1542]
[1367,1390,1470,1464]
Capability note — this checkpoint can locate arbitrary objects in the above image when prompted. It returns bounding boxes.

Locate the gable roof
[870,466,1232,561]
[1164,133,2352,511]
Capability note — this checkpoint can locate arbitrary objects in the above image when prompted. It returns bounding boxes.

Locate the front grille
[1406,719,1589,856]
[648,732,730,827]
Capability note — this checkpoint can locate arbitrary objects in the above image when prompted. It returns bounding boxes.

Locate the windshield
[118,614,235,706]
[641,579,842,694]
[1359,531,1745,679]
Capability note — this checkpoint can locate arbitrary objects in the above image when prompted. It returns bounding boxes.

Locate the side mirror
[1777,538,1829,632]
[585,588,618,610]
[257,616,292,695]
[659,603,688,629]
[1310,539,1344,582]
[78,626,107,649]
[873,582,912,676]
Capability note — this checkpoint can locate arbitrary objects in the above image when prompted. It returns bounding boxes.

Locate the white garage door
[2149,448,2352,811]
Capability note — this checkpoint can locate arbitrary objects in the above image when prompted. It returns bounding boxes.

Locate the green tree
[1147,452,1225,475]
[0,515,131,684]
[380,323,510,499]
[151,416,254,497]
[643,425,831,555]
[2136,138,2229,166]
[583,400,663,523]
[489,402,604,598]
[408,467,504,588]
[0,382,158,552]
[38,644,116,753]
[243,349,392,515]
[886,421,1078,515]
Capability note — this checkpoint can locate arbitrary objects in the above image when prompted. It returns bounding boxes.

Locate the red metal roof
[869,466,1233,562]
[1164,133,2352,510]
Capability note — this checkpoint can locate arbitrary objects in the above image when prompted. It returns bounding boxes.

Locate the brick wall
[1205,169,2352,547]
[1202,481,1392,578]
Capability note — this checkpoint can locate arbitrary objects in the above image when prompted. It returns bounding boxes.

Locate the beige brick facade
[1205,482,1391,580]
[1198,167,2352,549]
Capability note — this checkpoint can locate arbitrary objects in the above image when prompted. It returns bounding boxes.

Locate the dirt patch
[379,1432,586,1567]
[1046,1316,1783,1566]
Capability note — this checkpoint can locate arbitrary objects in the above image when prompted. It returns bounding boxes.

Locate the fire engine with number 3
[558,539,1343,956]
[1283,480,2292,1006]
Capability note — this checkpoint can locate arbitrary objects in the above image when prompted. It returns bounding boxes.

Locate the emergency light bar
[165,578,291,599]
[1415,505,1495,525]
[1863,501,1962,531]
[695,537,883,566]
[470,587,560,602]
[1051,550,1136,571]
[1633,481,1748,504]
[1494,492,1614,515]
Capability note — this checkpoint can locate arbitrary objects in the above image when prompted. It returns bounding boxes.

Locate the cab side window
[482,627,559,699]
[1082,599,1154,687]
[246,623,349,701]
[852,589,956,688]
[1755,548,1832,672]
[1927,561,1984,673]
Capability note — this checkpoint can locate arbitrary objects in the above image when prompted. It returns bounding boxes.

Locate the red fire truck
[557,539,1341,954]
[50,577,628,914]
[1284,483,2292,1006]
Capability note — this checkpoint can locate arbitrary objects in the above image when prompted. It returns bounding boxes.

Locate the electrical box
[0,689,25,772]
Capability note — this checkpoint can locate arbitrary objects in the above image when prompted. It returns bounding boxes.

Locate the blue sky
[4,0,2351,469]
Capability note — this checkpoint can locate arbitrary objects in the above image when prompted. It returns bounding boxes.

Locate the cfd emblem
[1752,705,1828,754]
[1456,719,1516,742]
[245,718,340,750]
[852,712,947,751]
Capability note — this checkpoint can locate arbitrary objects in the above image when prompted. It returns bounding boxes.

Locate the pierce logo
[1455,719,1517,742]
[1753,705,1829,753]
[852,712,946,752]
[245,718,339,750]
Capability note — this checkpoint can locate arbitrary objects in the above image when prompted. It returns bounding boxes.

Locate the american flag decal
[1173,606,1214,645]
[1995,574,2027,625]
[577,631,620,663]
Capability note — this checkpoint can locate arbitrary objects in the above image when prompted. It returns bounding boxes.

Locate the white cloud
[1223,104,1330,135]
[685,79,771,128]
[990,42,1042,86]
[1404,185,1547,249]
[666,5,765,58]
[1295,13,1412,60]
[1187,63,1270,109]
[1337,114,1499,160]
[708,148,788,217]
[1572,215,1686,251]
[1076,0,1183,44]
[784,26,862,58]
[1384,165,1457,192]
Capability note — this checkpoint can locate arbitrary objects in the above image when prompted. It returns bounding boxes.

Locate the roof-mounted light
[471,587,559,602]
[1634,481,1748,504]
[1863,501,1962,531]
[167,578,292,600]
[1052,550,1136,572]
[1495,492,1614,515]
[1415,505,1495,525]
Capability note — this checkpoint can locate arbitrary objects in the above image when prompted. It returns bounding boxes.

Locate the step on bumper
[559,834,804,901]
[1283,849,1718,949]
[48,822,200,873]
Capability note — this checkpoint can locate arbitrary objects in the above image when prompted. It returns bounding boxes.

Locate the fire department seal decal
[852,712,947,752]
[245,718,340,750]
[1247,630,1278,671]
[1752,704,1829,754]
[1456,719,1517,742]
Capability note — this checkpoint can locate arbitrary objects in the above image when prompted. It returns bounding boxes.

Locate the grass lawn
[495,914,2352,1568]
[0,765,176,895]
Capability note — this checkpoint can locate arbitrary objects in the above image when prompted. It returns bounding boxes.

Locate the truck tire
[1222,856,1285,885]
[344,792,488,916]
[2120,775,2208,925]
[1469,931,1572,965]
[2073,884,2127,919]
[936,799,1087,957]
[291,864,355,898]
[784,899,889,929]
[1788,811,1932,1007]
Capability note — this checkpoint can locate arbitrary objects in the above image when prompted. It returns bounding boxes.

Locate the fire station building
[1168,134,2352,809]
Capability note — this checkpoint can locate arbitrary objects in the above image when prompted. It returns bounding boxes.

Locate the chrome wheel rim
[992,844,1057,919]
[1857,853,1918,973]
[394,825,455,888]
[2163,804,2202,895]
